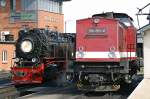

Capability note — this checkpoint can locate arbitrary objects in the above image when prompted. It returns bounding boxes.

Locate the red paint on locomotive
[11,63,44,84]
[72,12,138,91]
[76,14,137,62]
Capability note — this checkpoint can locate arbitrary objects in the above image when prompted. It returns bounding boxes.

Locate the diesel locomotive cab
[11,28,75,84]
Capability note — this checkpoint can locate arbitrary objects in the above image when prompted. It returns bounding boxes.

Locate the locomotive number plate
[88,28,106,34]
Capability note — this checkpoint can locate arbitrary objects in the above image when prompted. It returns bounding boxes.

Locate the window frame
[10,0,16,11]
[38,0,62,13]
[2,50,8,63]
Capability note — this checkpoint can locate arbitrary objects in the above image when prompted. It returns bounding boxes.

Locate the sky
[63,0,150,33]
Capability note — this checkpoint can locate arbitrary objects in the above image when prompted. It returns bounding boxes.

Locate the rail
[0,83,19,99]
[0,83,39,99]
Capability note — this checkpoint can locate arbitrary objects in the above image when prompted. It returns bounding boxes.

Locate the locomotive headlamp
[66,74,72,81]
[93,18,100,24]
[84,76,88,80]
[81,65,85,68]
[32,58,37,63]
[108,47,116,58]
[14,58,20,63]
[76,46,84,58]
[21,40,33,53]
[109,47,116,52]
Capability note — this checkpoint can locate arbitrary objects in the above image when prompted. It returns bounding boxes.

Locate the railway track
[0,83,19,99]
[15,86,129,99]
[0,83,41,99]
[80,91,128,99]
[17,85,75,99]
[15,74,143,99]
[0,73,142,99]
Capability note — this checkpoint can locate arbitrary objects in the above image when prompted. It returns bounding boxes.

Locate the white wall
[144,29,150,78]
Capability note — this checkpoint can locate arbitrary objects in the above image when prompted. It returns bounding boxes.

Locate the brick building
[0,0,70,70]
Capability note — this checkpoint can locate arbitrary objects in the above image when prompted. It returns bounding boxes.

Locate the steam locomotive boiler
[11,28,75,84]
[66,12,138,91]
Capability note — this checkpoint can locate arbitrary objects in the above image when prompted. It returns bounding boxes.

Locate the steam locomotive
[66,12,139,91]
[11,28,75,84]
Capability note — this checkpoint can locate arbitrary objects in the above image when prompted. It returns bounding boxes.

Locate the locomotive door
[126,27,136,61]
[119,27,127,59]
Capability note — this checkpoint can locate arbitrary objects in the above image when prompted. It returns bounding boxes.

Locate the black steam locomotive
[11,28,75,84]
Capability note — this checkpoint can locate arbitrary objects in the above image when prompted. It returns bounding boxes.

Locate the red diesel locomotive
[11,28,75,84]
[66,12,138,91]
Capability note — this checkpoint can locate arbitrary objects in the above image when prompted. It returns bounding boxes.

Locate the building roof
[138,24,150,33]
[137,24,150,43]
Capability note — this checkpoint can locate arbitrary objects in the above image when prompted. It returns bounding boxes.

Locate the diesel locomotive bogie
[71,61,134,91]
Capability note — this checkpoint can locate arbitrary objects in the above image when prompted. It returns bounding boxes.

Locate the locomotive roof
[92,12,133,21]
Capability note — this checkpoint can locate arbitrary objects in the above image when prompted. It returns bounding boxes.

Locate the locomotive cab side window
[117,18,133,27]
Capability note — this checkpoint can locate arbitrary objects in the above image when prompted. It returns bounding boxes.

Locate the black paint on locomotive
[16,28,75,60]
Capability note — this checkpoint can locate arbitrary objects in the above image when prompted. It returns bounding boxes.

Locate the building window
[0,31,14,42]
[21,0,37,11]
[10,0,16,11]
[2,50,7,63]
[0,0,7,8]
[38,0,62,13]
[59,2,62,13]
